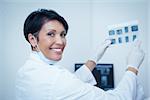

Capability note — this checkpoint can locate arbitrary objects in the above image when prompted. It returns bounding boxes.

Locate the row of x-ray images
[108,21,139,45]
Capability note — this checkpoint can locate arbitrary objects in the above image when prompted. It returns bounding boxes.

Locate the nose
[55,36,64,45]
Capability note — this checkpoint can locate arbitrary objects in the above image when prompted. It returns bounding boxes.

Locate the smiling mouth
[50,48,63,53]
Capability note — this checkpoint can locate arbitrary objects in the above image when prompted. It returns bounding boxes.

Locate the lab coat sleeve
[105,71,137,100]
[53,69,138,100]
[135,79,145,100]
[74,64,97,85]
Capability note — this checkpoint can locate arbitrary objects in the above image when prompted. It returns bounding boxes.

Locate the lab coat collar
[30,51,58,66]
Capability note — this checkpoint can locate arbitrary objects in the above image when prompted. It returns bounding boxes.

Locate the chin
[52,56,62,61]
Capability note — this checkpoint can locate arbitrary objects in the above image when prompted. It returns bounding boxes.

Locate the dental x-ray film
[107,20,139,45]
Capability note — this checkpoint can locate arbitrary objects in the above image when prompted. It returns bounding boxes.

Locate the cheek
[63,39,67,47]
[38,39,52,50]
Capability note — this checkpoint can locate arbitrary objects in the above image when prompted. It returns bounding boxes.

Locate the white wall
[0,3,3,100]
[0,0,149,99]
[148,0,150,97]
[0,2,5,99]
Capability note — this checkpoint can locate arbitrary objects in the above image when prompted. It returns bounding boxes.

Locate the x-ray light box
[75,63,114,91]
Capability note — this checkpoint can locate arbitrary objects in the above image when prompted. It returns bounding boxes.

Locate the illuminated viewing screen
[75,63,114,91]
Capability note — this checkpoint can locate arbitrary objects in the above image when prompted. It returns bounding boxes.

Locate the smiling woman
[29,20,67,61]
[24,9,68,64]
[15,8,145,100]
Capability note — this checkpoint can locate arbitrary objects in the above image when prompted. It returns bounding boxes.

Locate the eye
[60,32,67,38]
[47,32,55,37]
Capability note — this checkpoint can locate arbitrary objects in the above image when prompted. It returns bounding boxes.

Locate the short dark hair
[24,9,69,42]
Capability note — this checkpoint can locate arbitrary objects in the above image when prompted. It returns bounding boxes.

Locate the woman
[16,9,145,100]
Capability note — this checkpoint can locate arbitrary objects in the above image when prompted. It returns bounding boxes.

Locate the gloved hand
[89,39,111,63]
[127,40,145,70]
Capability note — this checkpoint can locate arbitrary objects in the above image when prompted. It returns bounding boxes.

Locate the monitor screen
[75,63,114,91]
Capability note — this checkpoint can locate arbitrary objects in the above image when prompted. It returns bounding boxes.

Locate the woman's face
[37,20,67,61]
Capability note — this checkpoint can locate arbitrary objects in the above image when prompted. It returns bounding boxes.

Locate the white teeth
[52,49,62,52]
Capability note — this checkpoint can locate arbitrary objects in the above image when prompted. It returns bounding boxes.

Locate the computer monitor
[75,63,114,91]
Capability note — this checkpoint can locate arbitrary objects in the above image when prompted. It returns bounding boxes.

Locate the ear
[28,33,38,47]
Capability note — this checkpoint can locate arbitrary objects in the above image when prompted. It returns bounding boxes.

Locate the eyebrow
[47,29,56,32]
[61,30,66,33]
[47,29,66,33]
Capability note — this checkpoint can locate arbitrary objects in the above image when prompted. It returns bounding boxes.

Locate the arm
[127,67,138,75]
[54,40,144,100]
[106,40,145,100]
[85,60,96,71]
[135,79,145,100]
[105,71,137,100]
[74,63,97,85]
[74,40,111,85]
[53,65,142,100]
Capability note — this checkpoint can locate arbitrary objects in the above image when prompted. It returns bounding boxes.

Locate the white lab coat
[15,52,144,100]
